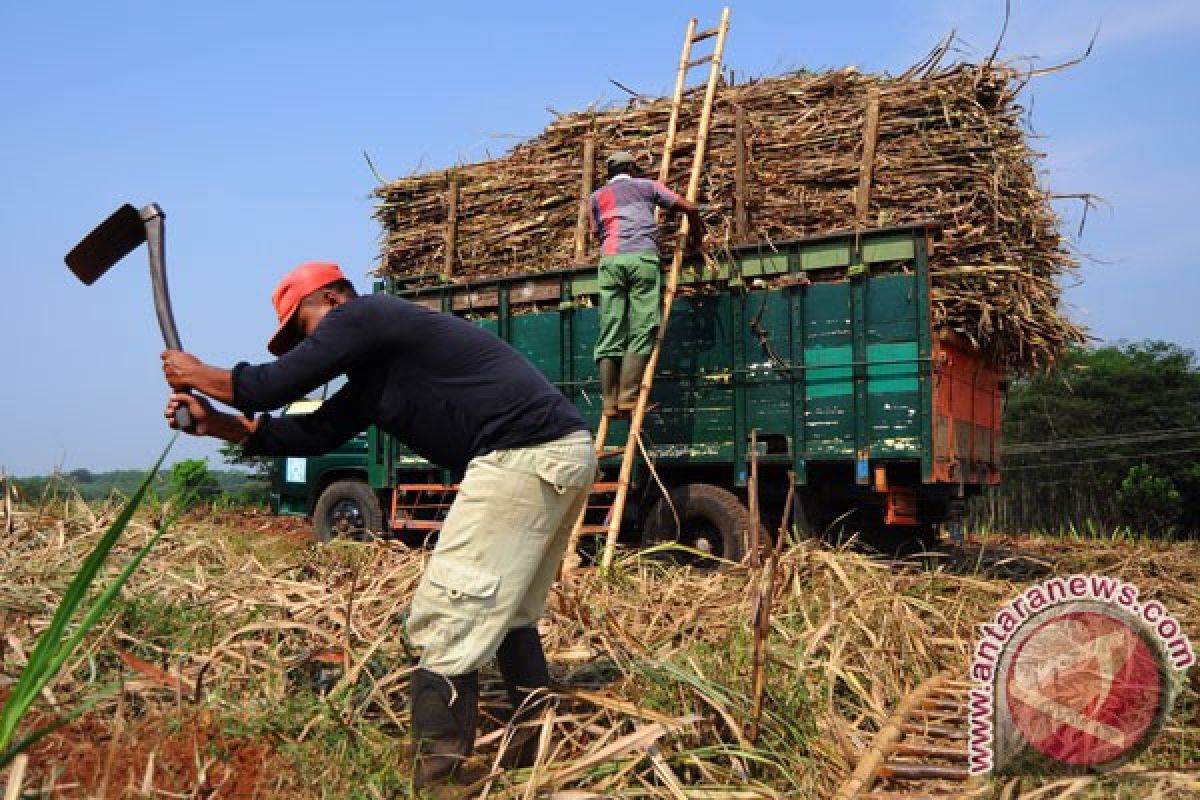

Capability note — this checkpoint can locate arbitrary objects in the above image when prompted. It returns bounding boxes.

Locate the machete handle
[140,205,197,434]
[171,389,197,433]
[174,402,195,433]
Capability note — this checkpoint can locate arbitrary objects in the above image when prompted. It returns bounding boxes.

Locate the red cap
[268,262,346,356]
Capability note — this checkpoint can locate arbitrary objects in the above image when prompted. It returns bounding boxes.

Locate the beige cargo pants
[405,430,596,676]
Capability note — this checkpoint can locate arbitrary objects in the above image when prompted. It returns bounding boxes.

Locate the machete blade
[65,203,146,285]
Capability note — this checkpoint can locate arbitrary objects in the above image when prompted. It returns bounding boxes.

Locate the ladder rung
[598,448,626,459]
[393,520,442,531]
[580,525,609,535]
[690,26,720,43]
[685,54,714,70]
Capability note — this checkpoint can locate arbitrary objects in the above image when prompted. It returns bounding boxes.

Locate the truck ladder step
[390,483,459,533]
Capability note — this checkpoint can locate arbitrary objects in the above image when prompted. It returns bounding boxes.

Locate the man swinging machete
[160,261,597,789]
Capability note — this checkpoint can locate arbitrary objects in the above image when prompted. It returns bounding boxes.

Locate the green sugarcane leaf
[0,438,175,756]
[15,439,172,682]
[0,683,117,769]
[42,520,171,686]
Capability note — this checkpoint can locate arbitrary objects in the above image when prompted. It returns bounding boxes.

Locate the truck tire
[313,479,383,543]
[642,483,757,565]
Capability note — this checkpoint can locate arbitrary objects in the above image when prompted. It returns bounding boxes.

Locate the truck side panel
[932,335,1003,486]
[495,272,929,483]
[371,225,995,499]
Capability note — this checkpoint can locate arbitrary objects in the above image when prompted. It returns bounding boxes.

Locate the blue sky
[2,1,1197,476]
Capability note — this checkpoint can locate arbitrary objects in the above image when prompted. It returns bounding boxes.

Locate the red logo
[995,603,1173,773]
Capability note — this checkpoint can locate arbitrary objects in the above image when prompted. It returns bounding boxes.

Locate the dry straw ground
[1,493,1197,798]
[374,56,1087,372]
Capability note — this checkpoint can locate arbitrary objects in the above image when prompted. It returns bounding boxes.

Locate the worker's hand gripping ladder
[568,8,731,571]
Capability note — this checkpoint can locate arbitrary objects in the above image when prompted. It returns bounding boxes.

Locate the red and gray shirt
[589,175,685,257]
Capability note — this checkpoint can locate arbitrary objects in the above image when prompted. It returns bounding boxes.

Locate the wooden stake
[735,105,749,241]
[444,174,459,278]
[855,86,881,225]
[746,429,759,566]
[747,473,794,741]
[2,471,12,535]
[573,134,596,262]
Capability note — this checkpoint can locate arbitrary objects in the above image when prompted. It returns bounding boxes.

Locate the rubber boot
[598,357,621,417]
[617,353,650,413]
[495,627,552,769]
[409,668,479,790]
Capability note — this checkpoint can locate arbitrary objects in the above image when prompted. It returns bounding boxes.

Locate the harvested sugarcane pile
[374,58,1086,371]
[4,489,1199,797]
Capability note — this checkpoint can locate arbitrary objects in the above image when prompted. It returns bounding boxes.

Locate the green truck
[272,223,1002,559]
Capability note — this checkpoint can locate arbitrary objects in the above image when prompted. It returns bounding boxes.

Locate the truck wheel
[313,479,383,543]
[642,483,756,565]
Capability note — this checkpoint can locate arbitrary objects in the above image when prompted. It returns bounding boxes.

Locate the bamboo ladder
[570,9,731,571]
[831,670,975,799]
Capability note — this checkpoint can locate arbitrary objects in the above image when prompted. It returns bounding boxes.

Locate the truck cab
[272,398,379,541]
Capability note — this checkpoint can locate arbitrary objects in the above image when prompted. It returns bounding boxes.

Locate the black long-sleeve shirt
[232,294,587,474]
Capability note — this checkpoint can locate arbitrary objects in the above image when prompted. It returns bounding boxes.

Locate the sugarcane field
[2,3,1199,799]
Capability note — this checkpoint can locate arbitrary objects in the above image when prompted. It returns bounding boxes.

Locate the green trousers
[594,252,662,359]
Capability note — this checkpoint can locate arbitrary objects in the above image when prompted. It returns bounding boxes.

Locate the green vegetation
[219,441,274,482]
[971,340,1200,537]
[14,458,269,508]
[168,458,221,509]
[0,442,175,767]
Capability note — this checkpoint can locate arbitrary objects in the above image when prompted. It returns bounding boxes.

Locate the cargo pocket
[408,556,501,667]
[533,449,596,495]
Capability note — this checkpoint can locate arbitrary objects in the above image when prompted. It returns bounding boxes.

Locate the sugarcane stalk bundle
[374,59,1086,371]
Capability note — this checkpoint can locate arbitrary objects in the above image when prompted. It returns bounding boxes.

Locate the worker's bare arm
[676,199,704,247]
[164,393,256,443]
[673,196,699,216]
[161,350,235,405]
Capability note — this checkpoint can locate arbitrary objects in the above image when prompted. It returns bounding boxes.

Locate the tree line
[12,443,273,510]
[969,339,1200,537]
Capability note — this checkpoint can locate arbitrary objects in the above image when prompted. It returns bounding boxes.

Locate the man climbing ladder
[572,8,731,571]
[590,150,701,416]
